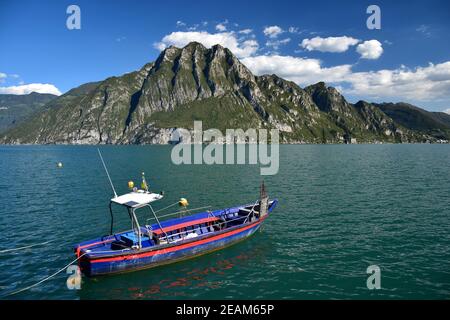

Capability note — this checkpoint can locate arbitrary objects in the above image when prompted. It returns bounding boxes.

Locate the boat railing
[144,205,212,225]
[158,208,258,243]
[244,200,260,224]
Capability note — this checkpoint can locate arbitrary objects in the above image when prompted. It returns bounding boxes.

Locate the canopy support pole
[145,204,170,242]
[131,208,142,249]
[109,202,114,235]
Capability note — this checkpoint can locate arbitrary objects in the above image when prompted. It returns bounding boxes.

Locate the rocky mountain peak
[1,42,448,145]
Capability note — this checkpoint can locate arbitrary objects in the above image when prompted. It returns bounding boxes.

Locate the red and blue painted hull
[75,200,277,277]
[85,219,261,276]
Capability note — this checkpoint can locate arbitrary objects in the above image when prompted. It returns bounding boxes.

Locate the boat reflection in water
[78,242,271,300]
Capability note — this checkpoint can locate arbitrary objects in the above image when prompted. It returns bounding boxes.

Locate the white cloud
[241,54,450,103]
[239,28,253,34]
[443,108,450,115]
[263,26,283,38]
[345,62,450,100]
[216,23,227,32]
[176,21,186,27]
[265,38,291,50]
[241,55,352,85]
[0,83,62,95]
[154,31,259,58]
[356,40,383,59]
[301,36,359,53]
[187,24,199,31]
[288,27,301,34]
[416,24,432,37]
[0,72,6,83]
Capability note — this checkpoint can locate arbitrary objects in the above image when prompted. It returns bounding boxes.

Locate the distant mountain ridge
[374,102,450,140]
[1,42,449,144]
[0,92,57,133]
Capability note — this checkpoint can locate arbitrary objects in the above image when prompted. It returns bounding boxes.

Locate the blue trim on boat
[74,199,278,276]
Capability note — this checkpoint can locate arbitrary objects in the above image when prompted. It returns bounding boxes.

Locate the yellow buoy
[128,181,134,189]
[179,198,189,207]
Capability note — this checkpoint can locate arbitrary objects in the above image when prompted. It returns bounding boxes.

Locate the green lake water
[0,144,449,299]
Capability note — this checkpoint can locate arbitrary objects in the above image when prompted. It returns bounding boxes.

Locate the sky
[0,0,449,112]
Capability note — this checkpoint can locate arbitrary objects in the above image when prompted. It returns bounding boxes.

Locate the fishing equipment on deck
[259,181,269,218]
[141,172,149,191]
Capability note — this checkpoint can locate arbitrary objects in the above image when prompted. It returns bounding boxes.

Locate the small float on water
[73,151,277,277]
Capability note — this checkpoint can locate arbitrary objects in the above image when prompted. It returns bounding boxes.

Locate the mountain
[0,42,447,144]
[0,92,57,133]
[374,102,450,140]
[304,82,413,143]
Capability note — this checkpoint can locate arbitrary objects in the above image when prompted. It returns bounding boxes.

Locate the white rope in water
[0,240,56,254]
[3,252,87,297]
[153,201,179,213]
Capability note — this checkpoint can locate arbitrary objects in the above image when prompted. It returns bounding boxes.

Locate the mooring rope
[3,252,87,297]
[153,201,179,213]
[0,240,56,254]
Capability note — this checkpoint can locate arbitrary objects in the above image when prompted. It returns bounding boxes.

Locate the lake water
[0,145,449,299]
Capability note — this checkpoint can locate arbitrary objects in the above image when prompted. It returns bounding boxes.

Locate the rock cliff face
[1,42,448,144]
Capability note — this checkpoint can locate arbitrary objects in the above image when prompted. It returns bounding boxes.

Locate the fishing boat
[73,152,277,277]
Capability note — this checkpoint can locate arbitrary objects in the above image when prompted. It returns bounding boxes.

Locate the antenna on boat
[97,148,118,198]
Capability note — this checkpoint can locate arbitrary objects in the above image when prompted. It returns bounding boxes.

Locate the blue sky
[0,0,449,112]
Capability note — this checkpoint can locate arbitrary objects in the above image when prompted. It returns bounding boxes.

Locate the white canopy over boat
[111,191,163,208]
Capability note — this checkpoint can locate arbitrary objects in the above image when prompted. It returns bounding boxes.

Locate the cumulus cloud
[241,55,352,85]
[154,31,259,58]
[265,38,291,50]
[0,72,6,83]
[239,28,253,34]
[0,83,62,95]
[356,40,383,59]
[263,26,283,38]
[215,23,227,32]
[301,36,359,53]
[241,54,450,102]
[345,62,450,100]
[443,108,450,115]
[288,26,302,34]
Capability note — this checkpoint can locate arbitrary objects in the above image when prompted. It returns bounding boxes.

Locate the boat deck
[75,201,276,258]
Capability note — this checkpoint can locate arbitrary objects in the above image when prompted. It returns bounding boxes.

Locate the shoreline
[0,141,448,146]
